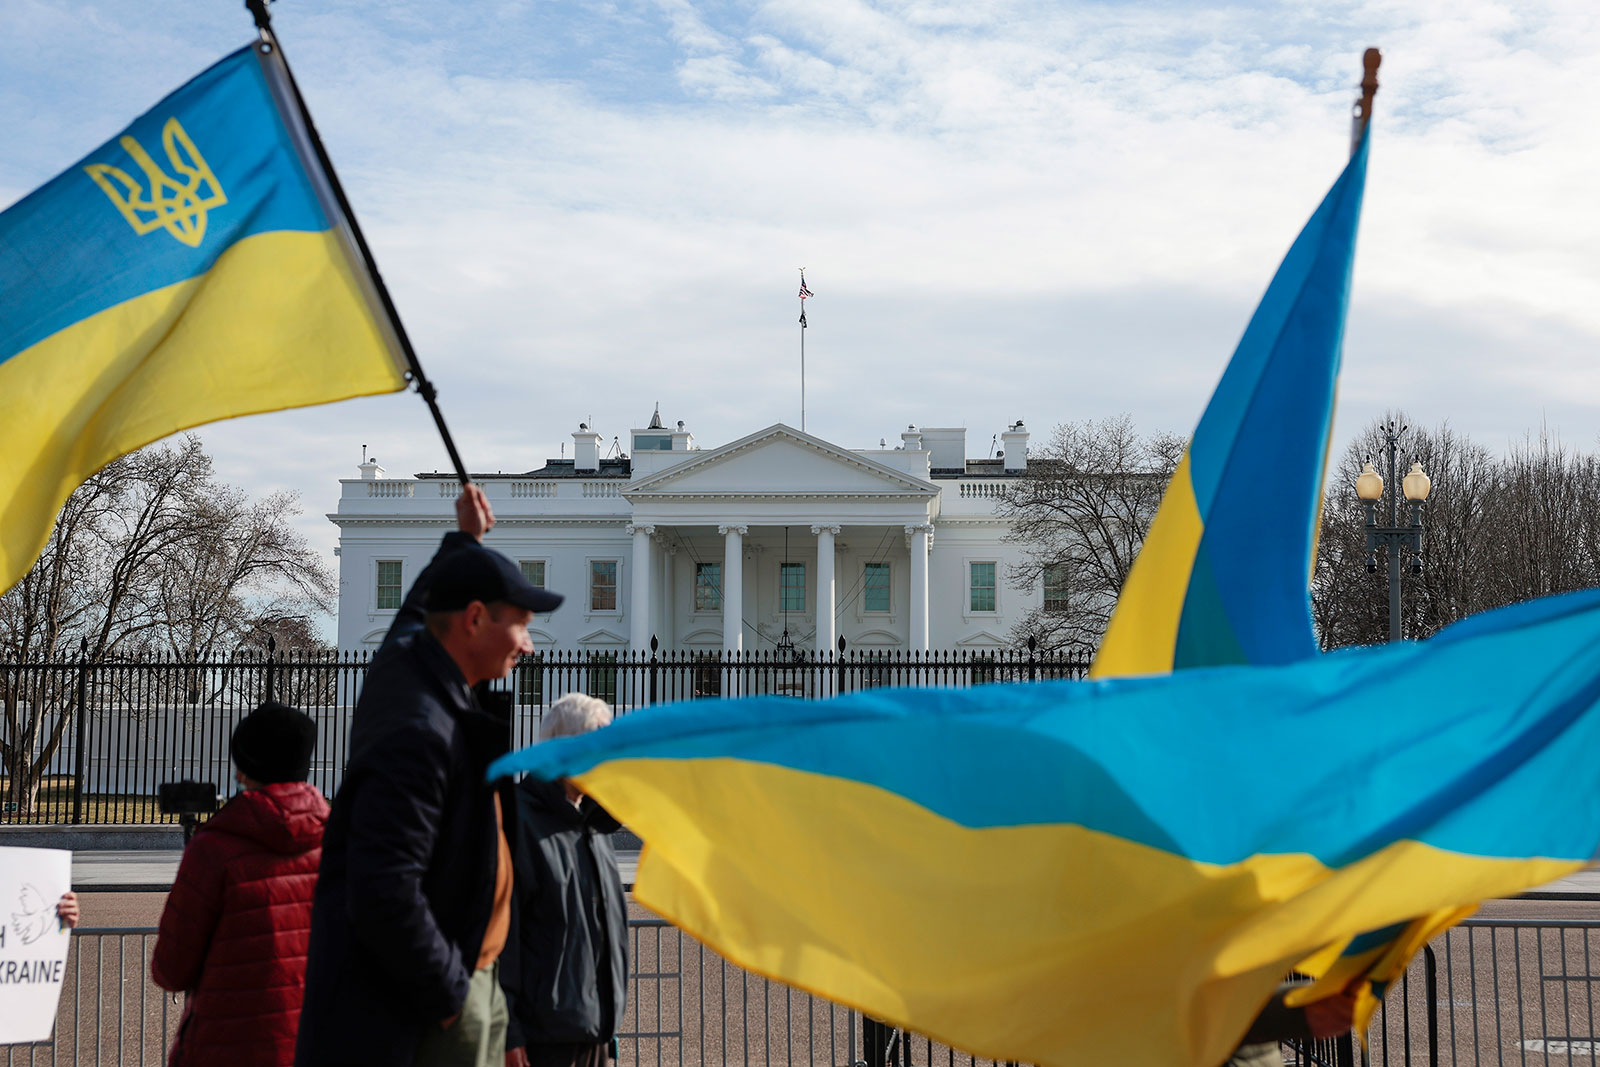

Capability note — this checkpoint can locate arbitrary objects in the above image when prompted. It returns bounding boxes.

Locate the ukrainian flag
[0,43,409,594]
[492,586,1600,1067]
[1091,132,1370,678]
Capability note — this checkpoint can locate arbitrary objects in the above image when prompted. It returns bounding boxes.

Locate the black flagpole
[243,0,472,486]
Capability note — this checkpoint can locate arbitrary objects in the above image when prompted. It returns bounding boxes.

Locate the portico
[621,426,940,654]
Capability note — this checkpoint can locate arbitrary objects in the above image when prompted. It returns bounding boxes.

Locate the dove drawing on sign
[12,883,55,945]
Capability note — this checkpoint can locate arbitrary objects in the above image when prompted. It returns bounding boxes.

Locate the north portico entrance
[622,425,940,654]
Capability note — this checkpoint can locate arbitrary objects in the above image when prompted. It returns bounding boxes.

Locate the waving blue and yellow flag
[492,587,1600,1067]
[1091,133,1370,678]
[0,43,409,593]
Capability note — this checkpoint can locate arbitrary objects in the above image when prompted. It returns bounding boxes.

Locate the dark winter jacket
[151,780,328,1067]
[502,778,629,1050]
[295,531,517,1067]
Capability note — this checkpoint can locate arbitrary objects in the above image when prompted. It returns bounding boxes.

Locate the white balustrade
[509,482,557,498]
[366,481,414,498]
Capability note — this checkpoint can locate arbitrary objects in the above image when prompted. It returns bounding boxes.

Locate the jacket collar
[411,632,511,764]
[413,630,475,712]
[522,777,585,825]
[521,777,621,833]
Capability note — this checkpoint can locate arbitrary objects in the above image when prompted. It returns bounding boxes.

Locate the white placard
[0,847,72,1045]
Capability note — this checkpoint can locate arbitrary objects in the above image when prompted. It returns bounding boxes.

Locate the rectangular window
[780,562,806,613]
[586,651,618,705]
[590,560,618,612]
[376,560,403,610]
[515,653,543,708]
[693,653,723,698]
[519,560,546,588]
[969,562,997,613]
[1043,563,1070,614]
[694,562,722,611]
[863,562,891,612]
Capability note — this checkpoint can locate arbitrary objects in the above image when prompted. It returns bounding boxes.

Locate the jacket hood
[203,780,328,855]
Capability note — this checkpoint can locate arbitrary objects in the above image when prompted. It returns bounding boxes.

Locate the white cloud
[4,0,1600,636]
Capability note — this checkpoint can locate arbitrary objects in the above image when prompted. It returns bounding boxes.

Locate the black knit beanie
[231,701,317,784]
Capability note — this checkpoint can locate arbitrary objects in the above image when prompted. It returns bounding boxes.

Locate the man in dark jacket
[502,693,629,1067]
[297,485,562,1067]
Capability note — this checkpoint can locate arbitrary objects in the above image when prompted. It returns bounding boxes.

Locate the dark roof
[417,458,633,480]
[927,459,1024,480]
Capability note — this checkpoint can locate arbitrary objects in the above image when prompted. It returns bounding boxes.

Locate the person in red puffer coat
[152,701,327,1067]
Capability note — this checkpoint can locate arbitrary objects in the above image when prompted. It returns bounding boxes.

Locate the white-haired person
[500,694,629,1067]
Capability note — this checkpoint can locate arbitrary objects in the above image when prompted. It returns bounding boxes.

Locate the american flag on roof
[798,276,813,299]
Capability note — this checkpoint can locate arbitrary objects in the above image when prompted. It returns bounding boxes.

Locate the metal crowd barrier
[9,916,1600,1066]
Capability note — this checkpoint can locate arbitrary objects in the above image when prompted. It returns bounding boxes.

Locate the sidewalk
[72,849,642,892]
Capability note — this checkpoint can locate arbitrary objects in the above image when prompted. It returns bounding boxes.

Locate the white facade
[332,418,1039,654]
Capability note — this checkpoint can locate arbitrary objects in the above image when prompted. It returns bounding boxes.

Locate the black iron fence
[0,647,1090,825]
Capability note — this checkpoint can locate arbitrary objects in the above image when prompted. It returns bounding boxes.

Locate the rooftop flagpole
[797,269,813,432]
[243,0,472,486]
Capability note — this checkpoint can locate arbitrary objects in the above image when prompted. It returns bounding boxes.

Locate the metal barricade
[14,915,1600,1066]
[2,928,177,1066]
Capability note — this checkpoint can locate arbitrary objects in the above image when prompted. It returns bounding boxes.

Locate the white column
[656,541,676,650]
[907,523,930,652]
[812,524,839,655]
[628,523,654,651]
[719,524,746,651]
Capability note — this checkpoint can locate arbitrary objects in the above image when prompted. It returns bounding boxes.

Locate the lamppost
[1354,423,1432,641]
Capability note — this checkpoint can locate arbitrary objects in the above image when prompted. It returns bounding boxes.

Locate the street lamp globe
[1356,462,1384,501]
[1403,462,1431,501]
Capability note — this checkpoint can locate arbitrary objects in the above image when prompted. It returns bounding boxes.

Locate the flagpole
[799,269,806,433]
[243,0,473,487]
[1351,48,1380,157]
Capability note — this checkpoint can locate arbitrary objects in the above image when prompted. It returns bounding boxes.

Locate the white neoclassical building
[331,414,1042,655]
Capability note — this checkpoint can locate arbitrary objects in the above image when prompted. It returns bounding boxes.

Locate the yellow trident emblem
[84,118,227,248]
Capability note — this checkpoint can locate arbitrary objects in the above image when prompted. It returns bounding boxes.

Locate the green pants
[414,963,507,1067]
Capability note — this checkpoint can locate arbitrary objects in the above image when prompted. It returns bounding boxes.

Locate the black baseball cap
[424,544,564,614]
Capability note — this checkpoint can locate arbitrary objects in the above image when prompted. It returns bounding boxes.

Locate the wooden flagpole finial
[1351,47,1381,155]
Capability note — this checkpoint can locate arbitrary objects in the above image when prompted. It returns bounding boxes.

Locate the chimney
[573,424,601,472]
[900,424,923,451]
[1001,420,1029,472]
[358,457,385,480]
[919,427,967,472]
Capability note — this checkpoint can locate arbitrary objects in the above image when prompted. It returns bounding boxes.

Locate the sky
[3,0,1598,626]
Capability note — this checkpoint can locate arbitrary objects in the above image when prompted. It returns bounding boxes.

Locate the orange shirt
[476,794,514,970]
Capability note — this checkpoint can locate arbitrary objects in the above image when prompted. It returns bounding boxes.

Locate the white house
[331,414,1043,654]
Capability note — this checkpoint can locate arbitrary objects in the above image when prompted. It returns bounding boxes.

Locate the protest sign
[0,848,71,1044]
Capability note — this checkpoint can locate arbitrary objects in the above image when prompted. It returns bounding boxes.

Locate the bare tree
[1313,415,1600,649]
[0,435,334,811]
[998,415,1183,650]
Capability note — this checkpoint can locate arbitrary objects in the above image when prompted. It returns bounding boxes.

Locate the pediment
[955,629,1009,648]
[626,425,936,498]
[851,629,902,648]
